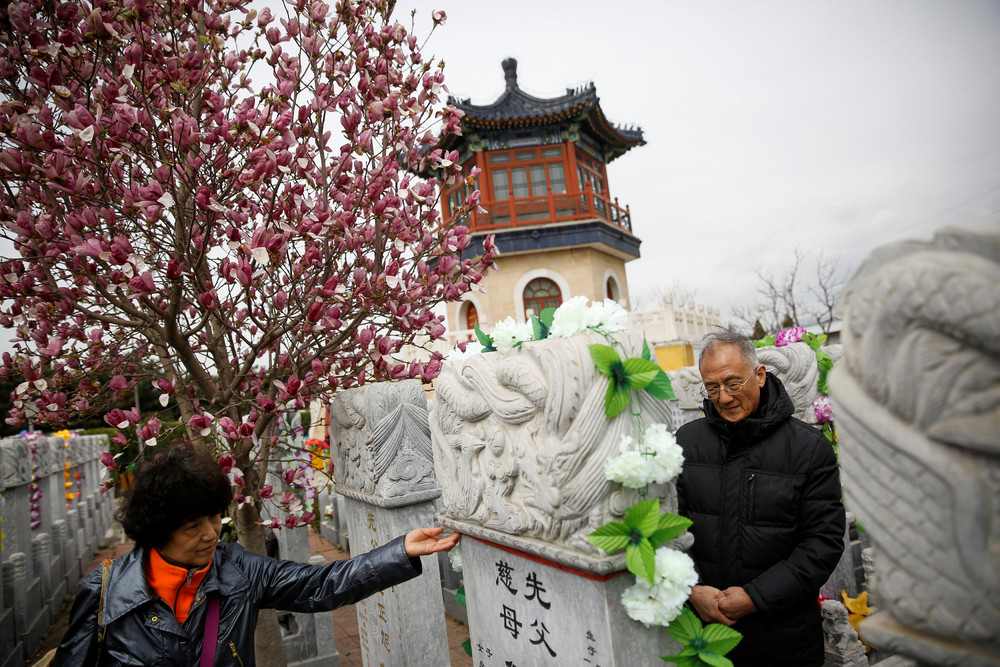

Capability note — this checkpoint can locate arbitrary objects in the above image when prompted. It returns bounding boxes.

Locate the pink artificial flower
[813,396,835,424]
[775,327,807,347]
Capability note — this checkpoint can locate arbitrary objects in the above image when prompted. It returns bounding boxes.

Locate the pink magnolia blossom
[0,0,492,549]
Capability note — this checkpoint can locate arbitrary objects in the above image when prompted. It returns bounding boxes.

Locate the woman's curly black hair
[115,442,233,549]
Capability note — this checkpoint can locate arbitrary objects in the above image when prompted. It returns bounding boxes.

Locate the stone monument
[328,379,450,667]
[430,330,681,665]
[831,226,1000,666]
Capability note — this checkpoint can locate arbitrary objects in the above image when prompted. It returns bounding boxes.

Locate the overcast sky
[397,0,1000,320]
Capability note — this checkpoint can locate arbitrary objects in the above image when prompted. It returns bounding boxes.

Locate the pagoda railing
[466,186,632,233]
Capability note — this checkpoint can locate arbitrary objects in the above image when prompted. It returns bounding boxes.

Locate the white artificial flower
[548,295,590,338]
[621,548,698,627]
[604,434,653,488]
[490,317,533,352]
[448,543,462,573]
[585,298,628,334]
[644,423,685,484]
[446,343,481,362]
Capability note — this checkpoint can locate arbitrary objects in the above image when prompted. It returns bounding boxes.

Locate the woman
[53,442,458,666]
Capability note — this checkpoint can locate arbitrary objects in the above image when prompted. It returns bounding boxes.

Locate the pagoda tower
[436,59,646,339]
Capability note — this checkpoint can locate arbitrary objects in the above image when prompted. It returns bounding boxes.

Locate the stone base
[461,535,678,666]
[861,611,1000,667]
[341,497,450,667]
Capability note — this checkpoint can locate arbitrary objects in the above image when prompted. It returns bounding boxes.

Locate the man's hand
[689,585,735,626]
[403,527,460,557]
[717,586,757,621]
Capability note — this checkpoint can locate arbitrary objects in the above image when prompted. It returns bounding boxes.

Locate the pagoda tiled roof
[446,59,644,162]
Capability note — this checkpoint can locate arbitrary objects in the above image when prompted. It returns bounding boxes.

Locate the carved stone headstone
[329,379,449,667]
[831,226,1000,666]
[431,330,681,665]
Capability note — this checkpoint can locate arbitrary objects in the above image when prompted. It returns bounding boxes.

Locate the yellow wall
[653,343,695,372]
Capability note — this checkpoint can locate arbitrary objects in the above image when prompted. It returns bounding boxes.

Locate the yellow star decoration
[841,590,873,651]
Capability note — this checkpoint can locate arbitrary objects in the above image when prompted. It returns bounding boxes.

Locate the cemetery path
[26,524,473,666]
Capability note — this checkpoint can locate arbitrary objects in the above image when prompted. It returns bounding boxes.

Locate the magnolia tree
[0,0,493,546]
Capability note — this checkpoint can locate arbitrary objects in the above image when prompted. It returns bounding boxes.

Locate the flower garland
[19,430,44,530]
[56,429,81,505]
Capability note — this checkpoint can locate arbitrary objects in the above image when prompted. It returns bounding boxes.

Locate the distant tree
[730,247,847,337]
[0,2,492,660]
[633,279,699,310]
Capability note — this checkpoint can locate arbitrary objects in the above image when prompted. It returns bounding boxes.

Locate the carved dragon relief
[329,379,440,508]
[430,330,676,573]
[831,227,1000,665]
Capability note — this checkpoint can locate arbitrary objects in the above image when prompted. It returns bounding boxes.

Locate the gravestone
[831,226,1000,666]
[430,330,682,665]
[329,379,450,667]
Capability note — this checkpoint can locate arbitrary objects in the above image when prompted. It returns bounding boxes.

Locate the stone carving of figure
[821,599,868,666]
[431,330,676,571]
[1,439,32,487]
[831,226,1000,665]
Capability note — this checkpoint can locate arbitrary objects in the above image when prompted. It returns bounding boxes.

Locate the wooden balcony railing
[463,187,633,233]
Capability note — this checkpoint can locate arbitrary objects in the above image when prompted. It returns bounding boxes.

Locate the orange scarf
[146,548,211,624]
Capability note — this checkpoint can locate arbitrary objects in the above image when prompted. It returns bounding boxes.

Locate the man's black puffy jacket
[53,536,421,666]
[676,373,845,667]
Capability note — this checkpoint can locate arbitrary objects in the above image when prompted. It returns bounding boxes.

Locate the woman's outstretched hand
[403,527,460,556]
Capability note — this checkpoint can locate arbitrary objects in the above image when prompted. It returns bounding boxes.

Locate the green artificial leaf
[701,623,743,656]
[539,307,556,329]
[642,338,653,361]
[803,332,827,350]
[753,335,776,348]
[627,538,656,584]
[461,638,472,656]
[817,371,830,396]
[625,498,661,535]
[815,349,834,372]
[455,586,466,606]
[604,381,631,419]
[623,357,663,390]
[660,648,700,665]
[822,422,834,443]
[696,650,734,667]
[645,370,676,400]
[474,322,495,352]
[668,607,703,644]
[587,522,631,554]
[590,343,621,376]
[649,512,693,546]
[530,314,549,341]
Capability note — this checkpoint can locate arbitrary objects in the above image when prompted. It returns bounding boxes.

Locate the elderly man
[676,328,845,666]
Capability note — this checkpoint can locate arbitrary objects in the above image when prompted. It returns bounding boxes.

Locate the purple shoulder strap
[200,595,220,667]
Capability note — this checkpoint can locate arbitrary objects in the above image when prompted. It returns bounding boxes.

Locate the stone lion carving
[831,226,1000,665]
[329,379,440,508]
[821,600,868,665]
[430,330,677,573]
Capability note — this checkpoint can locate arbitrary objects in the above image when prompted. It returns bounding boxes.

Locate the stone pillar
[329,379,450,667]
[831,226,1000,666]
[430,331,681,665]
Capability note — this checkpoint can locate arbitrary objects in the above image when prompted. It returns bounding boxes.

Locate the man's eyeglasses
[701,369,759,399]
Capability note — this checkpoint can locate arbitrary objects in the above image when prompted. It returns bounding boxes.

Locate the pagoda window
[464,302,479,330]
[492,170,510,200]
[548,164,566,194]
[511,168,530,198]
[523,278,562,318]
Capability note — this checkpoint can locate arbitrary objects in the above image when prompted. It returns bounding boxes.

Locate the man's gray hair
[698,326,760,370]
